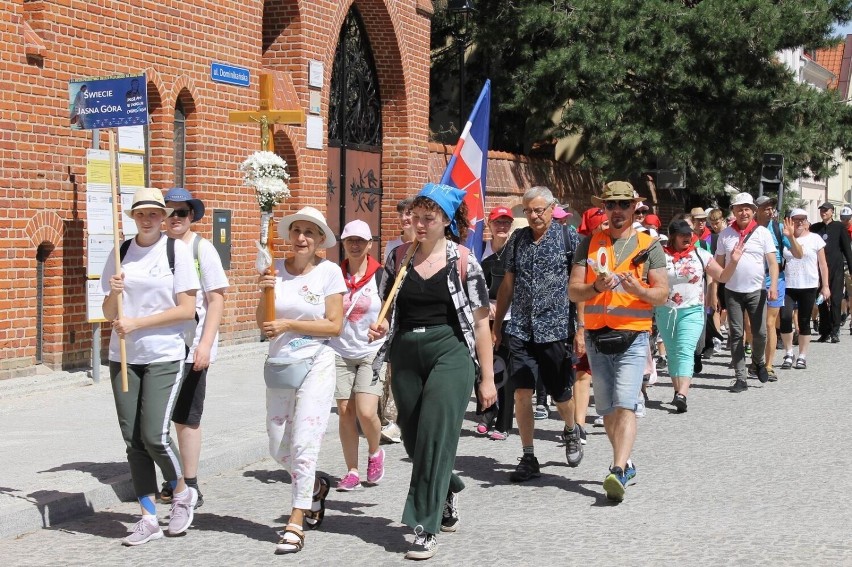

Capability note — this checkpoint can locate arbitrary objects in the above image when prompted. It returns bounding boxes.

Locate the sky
[835,22,852,37]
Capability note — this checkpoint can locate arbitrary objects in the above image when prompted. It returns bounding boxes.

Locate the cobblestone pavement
[2,336,852,566]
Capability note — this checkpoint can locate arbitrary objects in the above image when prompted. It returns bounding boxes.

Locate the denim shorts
[586,331,648,416]
[766,278,786,309]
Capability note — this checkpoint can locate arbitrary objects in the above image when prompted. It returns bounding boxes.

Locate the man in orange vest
[569,181,669,502]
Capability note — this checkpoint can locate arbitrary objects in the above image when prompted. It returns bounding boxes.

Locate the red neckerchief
[664,242,696,263]
[341,256,381,292]
[700,226,712,240]
[731,219,757,245]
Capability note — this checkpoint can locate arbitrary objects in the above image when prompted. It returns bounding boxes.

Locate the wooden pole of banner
[108,129,129,392]
[228,74,304,322]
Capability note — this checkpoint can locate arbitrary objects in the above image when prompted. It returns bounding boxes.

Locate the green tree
[431,0,852,196]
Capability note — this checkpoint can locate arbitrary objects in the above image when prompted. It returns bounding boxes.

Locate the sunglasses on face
[169,209,192,218]
[605,200,633,211]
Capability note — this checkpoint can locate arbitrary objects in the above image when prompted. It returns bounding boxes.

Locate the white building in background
[777,48,836,220]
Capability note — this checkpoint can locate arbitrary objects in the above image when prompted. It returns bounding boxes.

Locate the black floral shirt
[504,221,573,343]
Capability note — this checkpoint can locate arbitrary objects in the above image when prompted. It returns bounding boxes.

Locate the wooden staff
[108,130,129,392]
[263,214,276,322]
[376,242,419,324]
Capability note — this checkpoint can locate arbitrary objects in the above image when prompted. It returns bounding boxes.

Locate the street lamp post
[448,0,475,132]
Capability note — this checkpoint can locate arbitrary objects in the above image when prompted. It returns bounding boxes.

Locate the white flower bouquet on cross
[240,150,291,274]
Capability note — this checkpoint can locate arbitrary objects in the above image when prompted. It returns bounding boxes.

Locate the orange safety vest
[584,231,654,332]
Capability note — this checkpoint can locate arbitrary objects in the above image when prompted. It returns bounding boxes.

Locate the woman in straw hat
[368,182,496,560]
[101,186,201,545]
[257,206,346,554]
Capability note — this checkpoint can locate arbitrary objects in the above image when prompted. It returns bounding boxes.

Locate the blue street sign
[69,73,148,130]
[211,62,250,87]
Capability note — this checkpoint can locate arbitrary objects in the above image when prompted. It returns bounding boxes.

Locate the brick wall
[0,0,431,377]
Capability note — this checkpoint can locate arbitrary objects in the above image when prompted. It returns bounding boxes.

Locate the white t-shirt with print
[101,235,200,364]
[715,225,775,294]
[329,272,385,359]
[185,236,230,364]
[268,259,347,361]
[663,248,713,309]
[783,232,826,289]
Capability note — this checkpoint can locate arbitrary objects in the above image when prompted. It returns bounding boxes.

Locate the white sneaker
[635,400,647,418]
[380,421,402,444]
[713,337,723,354]
[168,486,198,535]
[593,415,604,427]
[122,516,163,546]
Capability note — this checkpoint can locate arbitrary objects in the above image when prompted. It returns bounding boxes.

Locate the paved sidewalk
[0,342,270,540]
[2,336,852,565]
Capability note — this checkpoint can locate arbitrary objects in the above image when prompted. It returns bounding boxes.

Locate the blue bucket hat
[417,182,466,236]
[163,187,205,222]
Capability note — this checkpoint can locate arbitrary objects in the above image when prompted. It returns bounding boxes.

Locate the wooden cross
[229,73,304,151]
[229,73,304,321]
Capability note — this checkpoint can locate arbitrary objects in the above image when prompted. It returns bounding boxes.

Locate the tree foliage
[430,0,852,196]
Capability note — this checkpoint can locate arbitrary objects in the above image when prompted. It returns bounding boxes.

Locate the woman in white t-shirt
[779,209,831,370]
[257,207,346,555]
[655,220,741,413]
[329,220,387,492]
[101,187,200,546]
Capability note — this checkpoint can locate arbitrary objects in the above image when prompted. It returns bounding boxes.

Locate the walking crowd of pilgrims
[102,179,852,560]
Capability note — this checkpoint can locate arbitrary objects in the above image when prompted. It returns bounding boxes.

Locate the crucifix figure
[229,73,305,321]
[229,74,304,152]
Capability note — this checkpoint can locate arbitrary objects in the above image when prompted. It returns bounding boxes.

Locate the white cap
[789,208,808,219]
[636,201,649,211]
[633,221,648,232]
[730,192,756,209]
[841,206,852,218]
[340,219,373,241]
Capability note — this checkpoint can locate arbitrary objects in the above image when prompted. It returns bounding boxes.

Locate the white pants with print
[266,349,335,510]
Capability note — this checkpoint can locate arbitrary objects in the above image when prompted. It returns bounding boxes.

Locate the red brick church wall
[0,0,431,377]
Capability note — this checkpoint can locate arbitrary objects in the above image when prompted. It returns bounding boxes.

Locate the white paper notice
[120,192,139,237]
[87,280,107,323]
[306,116,323,150]
[309,60,324,89]
[87,235,114,278]
[118,125,146,154]
[87,192,114,235]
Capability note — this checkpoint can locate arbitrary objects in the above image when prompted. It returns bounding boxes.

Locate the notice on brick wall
[86,149,111,192]
[86,192,114,235]
[87,280,107,323]
[306,116,323,149]
[87,235,113,279]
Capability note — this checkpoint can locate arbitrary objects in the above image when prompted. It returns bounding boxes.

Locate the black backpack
[120,236,176,273]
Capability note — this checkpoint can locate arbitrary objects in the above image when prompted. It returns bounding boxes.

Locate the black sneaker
[158,481,174,504]
[562,424,584,467]
[831,333,840,344]
[693,354,703,375]
[756,363,769,384]
[189,485,204,509]
[509,454,541,482]
[440,491,459,533]
[817,334,830,343]
[405,527,438,560]
[672,393,687,413]
[729,379,748,393]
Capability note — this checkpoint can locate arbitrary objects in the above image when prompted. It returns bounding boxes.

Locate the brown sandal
[304,476,330,530]
[275,524,304,554]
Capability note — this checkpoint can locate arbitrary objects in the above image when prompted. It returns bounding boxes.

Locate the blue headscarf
[417,182,466,236]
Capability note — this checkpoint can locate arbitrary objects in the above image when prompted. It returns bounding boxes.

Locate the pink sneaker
[366,448,385,485]
[336,472,361,492]
[475,423,489,435]
[489,430,508,441]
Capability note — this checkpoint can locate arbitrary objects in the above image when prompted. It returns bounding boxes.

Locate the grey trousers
[725,289,767,380]
[110,360,184,497]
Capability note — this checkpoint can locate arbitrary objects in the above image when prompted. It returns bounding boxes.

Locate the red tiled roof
[816,41,844,89]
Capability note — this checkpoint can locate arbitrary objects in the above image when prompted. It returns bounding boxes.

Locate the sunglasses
[630,238,660,268]
[604,200,633,211]
[169,209,192,218]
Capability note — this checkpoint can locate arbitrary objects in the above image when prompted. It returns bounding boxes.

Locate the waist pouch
[587,327,640,356]
[264,356,312,389]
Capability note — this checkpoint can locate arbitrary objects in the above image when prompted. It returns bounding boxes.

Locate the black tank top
[396,265,456,329]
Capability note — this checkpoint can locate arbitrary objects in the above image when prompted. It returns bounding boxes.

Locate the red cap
[644,214,661,229]
[578,207,606,236]
[489,206,514,222]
